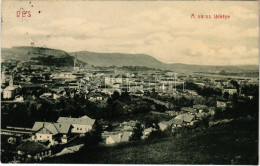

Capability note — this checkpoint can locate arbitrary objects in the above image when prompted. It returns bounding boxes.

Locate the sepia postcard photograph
[1,0,259,164]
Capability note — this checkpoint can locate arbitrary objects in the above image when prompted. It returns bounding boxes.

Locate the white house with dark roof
[105,131,132,144]
[31,122,71,144]
[57,115,95,134]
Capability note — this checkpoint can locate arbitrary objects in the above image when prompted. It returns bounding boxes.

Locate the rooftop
[57,116,95,126]
[32,122,71,134]
[17,141,49,155]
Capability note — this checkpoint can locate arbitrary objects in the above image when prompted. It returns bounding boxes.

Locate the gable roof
[109,134,121,143]
[121,132,132,142]
[160,118,184,127]
[56,123,71,134]
[181,107,195,113]
[174,114,184,120]
[193,104,208,110]
[32,122,71,134]
[159,121,170,127]
[183,114,195,122]
[32,122,58,135]
[144,128,153,132]
[17,141,49,154]
[174,114,195,123]
[57,116,95,126]
[195,113,205,118]
[4,85,18,91]
[168,118,183,125]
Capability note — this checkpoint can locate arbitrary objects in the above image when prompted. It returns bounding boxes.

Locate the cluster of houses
[15,115,95,161]
[159,105,215,131]
[1,64,256,109]
[4,102,217,162]
[31,116,95,144]
[102,120,139,144]
[101,105,216,145]
[105,132,133,144]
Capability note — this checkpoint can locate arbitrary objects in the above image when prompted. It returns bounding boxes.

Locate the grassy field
[44,118,258,164]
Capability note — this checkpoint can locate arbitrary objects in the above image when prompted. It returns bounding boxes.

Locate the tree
[147,130,165,140]
[232,93,238,109]
[155,104,166,113]
[176,96,193,107]
[145,116,159,128]
[92,122,103,143]
[120,91,130,101]
[170,96,176,107]
[151,88,158,98]
[223,92,229,100]
[207,97,217,107]
[84,122,103,147]
[197,117,209,129]
[111,91,120,100]
[130,123,143,141]
[241,84,258,96]
[185,81,199,91]
[193,96,206,105]
[230,80,240,93]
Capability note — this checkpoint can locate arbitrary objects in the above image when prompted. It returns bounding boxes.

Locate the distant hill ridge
[70,51,164,68]
[1,46,258,72]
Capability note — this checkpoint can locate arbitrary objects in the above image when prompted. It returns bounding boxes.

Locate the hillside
[70,51,164,68]
[1,47,76,67]
[44,119,258,164]
[70,51,258,72]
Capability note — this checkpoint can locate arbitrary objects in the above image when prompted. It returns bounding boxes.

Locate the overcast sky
[1,1,259,65]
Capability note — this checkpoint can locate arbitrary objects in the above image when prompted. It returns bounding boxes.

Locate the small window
[80,128,82,130]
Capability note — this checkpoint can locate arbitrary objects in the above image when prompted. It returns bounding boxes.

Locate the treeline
[185,81,222,97]
[214,94,258,120]
[31,55,74,67]
[1,91,154,128]
[240,84,258,96]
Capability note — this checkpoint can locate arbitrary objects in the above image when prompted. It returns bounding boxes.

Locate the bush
[147,130,166,140]
[130,123,143,141]
[172,127,191,138]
